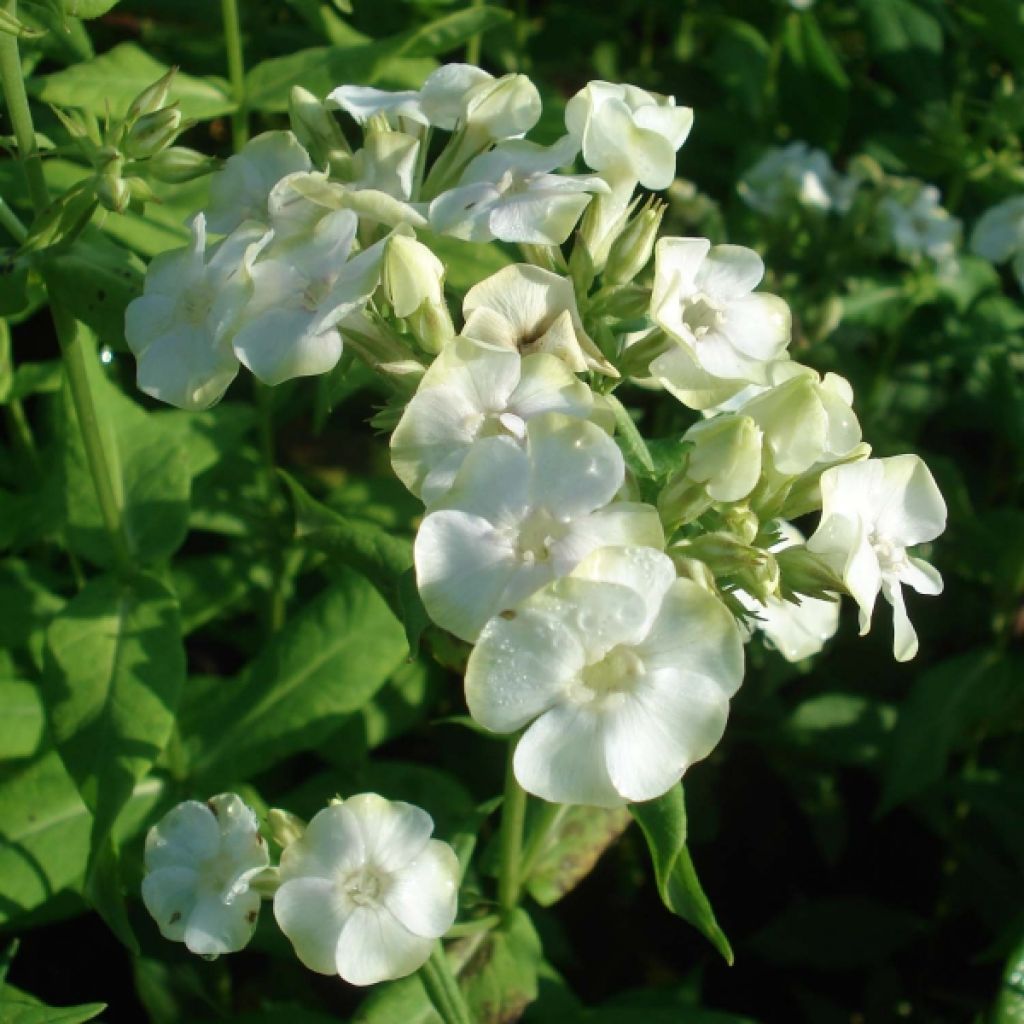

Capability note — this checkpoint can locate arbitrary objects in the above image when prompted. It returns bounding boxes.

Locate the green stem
[220,0,248,150]
[465,0,484,65]
[519,801,568,884]
[419,944,472,1024]
[5,397,39,473]
[0,195,27,242]
[254,381,285,632]
[0,10,134,576]
[497,738,528,919]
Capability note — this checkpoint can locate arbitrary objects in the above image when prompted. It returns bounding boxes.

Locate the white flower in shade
[347,127,421,202]
[462,264,617,375]
[206,131,312,234]
[739,523,839,662]
[464,546,744,806]
[231,209,383,385]
[415,413,664,642]
[650,238,792,409]
[565,82,693,192]
[141,793,269,956]
[738,142,854,217]
[879,181,960,268]
[808,456,946,662]
[738,362,861,477]
[125,214,265,410]
[970,195,1024,291]
[390,335,594,505]
[273,794,459,986]
[429,135,608,245]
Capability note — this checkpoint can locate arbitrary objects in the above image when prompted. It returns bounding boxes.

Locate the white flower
[808,456,946,661]
[565,82,693,192]
[879,182,960,268]
[125,214,265,410]
[232,209,383,385]
[390,335,594,505]
[347,127,421,202]
[650,238,791,408]
[738,142,854,217]
[463,264,617,375]
[739,523,839,662]
[142,793,269,956]
[682,414,764,502]
[429,135,608,245]
[273,794,459,986]
[970,194,1024,291]
[465,546,744,806]
[206,131,312,234]
[415,413,664,641]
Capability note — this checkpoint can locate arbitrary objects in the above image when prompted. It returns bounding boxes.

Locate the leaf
[188,571,408,784]
[32,43,234,120]
[245,6,511,111]
[41,572,184,876]
[0,559,65,651]
[778,11,850,149]
[630,785,733,964]
[0,677,47,761]
[606,393,655,477]
[61,351,192,568]
[525,804,632,907]
[859,0,944,101]
[994,935,1024,1024]
[784,693,897,765]
[172,552,261,635]
[63,0,120,16]
[0,990,105,1024]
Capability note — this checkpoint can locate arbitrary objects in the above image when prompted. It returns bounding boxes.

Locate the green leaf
[0,559,65,651]
[0,677,47,761]
[188,570,407,783]
[630,785,733,964]
[525,804,632,907]
[859,0,944,101]
[245,7,511,111]
[32,43,234,120]
[63,0,120,16]
[778,11,850,149]
[606,393,655,477]
[61,353,192,568]
[0,989,105,1024]
[41,572,184,875]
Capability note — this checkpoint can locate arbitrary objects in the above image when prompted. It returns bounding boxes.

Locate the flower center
[870,533,907,576]
[343,868,384,908]
[578,644,645,699]
[683,294,725,340]
[181,284,215,327]
[513,507,568,565]
[302,275,333,311]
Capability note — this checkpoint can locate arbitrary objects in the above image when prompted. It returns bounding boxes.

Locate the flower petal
[184,888,261,956]
[145,800,220,872]
[274,877,350,975]
[279,803,365,883]
[142,866,199,942]
[343,793,434,873]
[383,839,460,939]
[336,906,434,986]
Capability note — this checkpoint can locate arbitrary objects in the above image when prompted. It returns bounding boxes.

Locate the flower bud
[684,414,763,503]
[605,197,666,285]
[146,146,220,183]
[124,106,183,159]
[267,808,306,849]
[125,176,158,207]
[382,234,444,319]
[127,67,177,122]
[95,155,130,213]
[289,85,351,167]
[775,544,846,601]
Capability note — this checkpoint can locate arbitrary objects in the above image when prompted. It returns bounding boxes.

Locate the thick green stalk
[0,195,27,242]
[220,0,248,150]
[0,7,134,575]
[497,739,529,919]
[419,944,472,1024]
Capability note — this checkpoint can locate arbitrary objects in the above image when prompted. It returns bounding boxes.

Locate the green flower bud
[124,106,183,160]
[127,67,177,122]
[95,154,129,213]
[146,146,220,184]
[605,197,666,285]
[267,808,306,849]
[775,544,846,602]
[289,85,351,168]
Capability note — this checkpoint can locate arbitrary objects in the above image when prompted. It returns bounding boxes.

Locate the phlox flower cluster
[134,64,947,988]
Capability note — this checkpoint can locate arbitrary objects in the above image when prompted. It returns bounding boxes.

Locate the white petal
[145,801,220,872]
[510,352,593,420]
[755,594,839,662]
[142,866,199,942]
[343,793,434,873]
[329,85,425,124]
[233,309,342,386]
[184,888,261,956]
[650,345,748,411]
[441,434,531,522]
[274,877,350,975]
[488,191,592,245]
[697,244,764,301]
[883,579,919,662]
[553,503,665,572]
[721,293,791,361]
[515,704,623,807]
[900,555,943,596]
[383,839,460,939]
[279,803,365,883]
[336,906,434,985]
[875,455,947,546]
[419,63,494,129]
[135,325,239,412]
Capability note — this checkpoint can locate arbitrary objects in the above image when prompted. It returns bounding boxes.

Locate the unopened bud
[124,106,183,159]
[289,85,351,167]
[605,197,666,285]
[776,544,846,601]
[464,73,541,140]
[267,808,306,849]
[95,155,129,213]
[146,146,220,183]
[125,176,158,207]
[127,67,177,122]
[383,234,445,319]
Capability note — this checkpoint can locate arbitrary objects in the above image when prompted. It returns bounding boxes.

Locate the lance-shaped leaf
[630,784,733,964]
[41,572,185,875]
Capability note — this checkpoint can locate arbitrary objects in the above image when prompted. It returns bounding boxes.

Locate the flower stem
[0,6,134,576]
[419,943,472,1024]
[0,194,27,243]
[220,0,248,151]
[254,381,285,632]
[497,738,528,919]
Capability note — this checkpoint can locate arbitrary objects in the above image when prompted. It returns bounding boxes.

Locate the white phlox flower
[738,523,839,662]
[807,456,946,662]
[879,181,960,268]
[462,263,617,376]
[206,131,312,234]
[414,412,664,641]
[273,794,459,986]
[464,545,744,806]
[346,127,421,202]
[231,208,384,385]
[738,362,862,477]
[649,237,792,409]
[142,793,269,956]
[125,214,266,410]
[970,194,1024,291]
[682,413,764,503]
[429,135,608,245]
[565,81,693,192]
[738,142,855,217]
[390,335,594,505]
